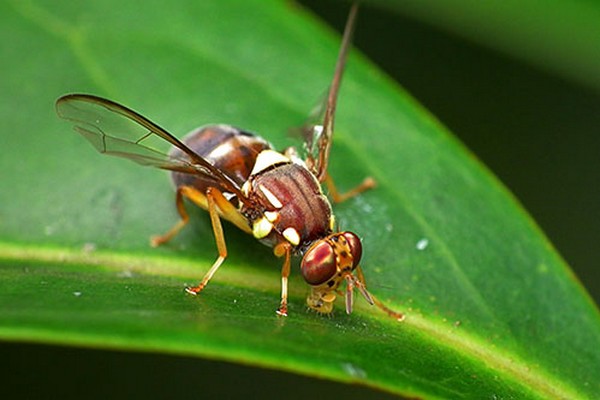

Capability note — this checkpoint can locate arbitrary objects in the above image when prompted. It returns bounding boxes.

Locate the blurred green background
[4,1,599,398]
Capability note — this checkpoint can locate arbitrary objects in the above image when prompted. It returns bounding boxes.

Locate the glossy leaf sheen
[1,0,599,399]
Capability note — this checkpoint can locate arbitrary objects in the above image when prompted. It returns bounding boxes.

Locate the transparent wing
[305,3,359,181]
[295,89,327,166]
[56,94,249,203]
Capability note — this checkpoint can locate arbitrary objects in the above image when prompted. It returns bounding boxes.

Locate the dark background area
[1,341,398,399]
[4,2,599,399]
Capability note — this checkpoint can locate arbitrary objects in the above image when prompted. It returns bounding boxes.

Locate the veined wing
[306,3,358,181]
[56,94,250,204]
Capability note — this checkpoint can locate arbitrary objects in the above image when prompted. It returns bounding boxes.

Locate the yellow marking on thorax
[251,150,290,176]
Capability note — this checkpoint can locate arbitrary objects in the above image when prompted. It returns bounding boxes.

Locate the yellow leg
[274,242,291,316]
[186,187,228,295]
[151,185,251,247]
[151,185,250,295]
[325,174,376,204]
[150,186,193,247]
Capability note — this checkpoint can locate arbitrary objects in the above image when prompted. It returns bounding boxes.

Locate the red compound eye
[342,232,363,266]
[301,240,337,285]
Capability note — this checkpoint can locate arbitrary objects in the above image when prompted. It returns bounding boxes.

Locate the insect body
[168,125,271,206]
[56,4,403,319]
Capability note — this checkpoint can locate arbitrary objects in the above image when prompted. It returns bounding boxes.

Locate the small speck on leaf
[342,362,367,379]
[416,238,429,250]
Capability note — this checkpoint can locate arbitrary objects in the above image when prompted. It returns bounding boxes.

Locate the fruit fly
[56,3,403,319]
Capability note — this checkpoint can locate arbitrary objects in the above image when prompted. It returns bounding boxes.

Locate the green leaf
[1,0,599,399]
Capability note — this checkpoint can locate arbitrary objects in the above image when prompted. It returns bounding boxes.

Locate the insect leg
[185,187,229,295]
[150,186,198,247]
[324,173,376,204]
[344,274,355,314]
[151,184,251,247]
[354,266,405,321]
[273,242,292,316]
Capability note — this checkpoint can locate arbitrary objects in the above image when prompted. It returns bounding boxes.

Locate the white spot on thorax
[282,227,300,246]
[251,150,289,175]
[264,210,279,222]
[207,141,236,160]
[259,184,283,209]
[252,216,273,239]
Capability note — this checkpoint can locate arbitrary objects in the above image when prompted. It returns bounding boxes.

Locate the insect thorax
[170,124,271,199]
[241,151,334,252]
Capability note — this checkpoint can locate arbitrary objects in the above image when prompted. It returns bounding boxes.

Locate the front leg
[273,242,292,316]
